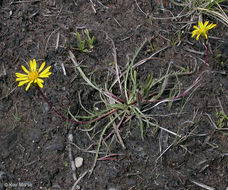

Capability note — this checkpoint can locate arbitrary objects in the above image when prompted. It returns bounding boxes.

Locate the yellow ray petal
[21,65,29,74]
[18,80,30,86]
[26,81,33,91]
[30,59,37,72]
[30,60,34,72]
[207,23,216,29]
[16,77,28,81]
[39,66,51,77]
[38,62,46,73]
[191,30,198,37]
[16,73,28,78]
[193,26,200,30]
[204,21,209,27]
[37,78,44,88]
[205,33,208,39]
[196,34,200,41]
[33,59,37,71]
[39,72,52,78]
[38,78,44,83]
[191,33,196,38]
[199,22,204,29]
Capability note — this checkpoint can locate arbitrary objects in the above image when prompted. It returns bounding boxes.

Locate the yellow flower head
[16,59,52,91]
[191,21,216,41]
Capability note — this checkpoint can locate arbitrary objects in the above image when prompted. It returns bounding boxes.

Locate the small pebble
[108,188,117,190]
[43,102,50,112]
[75,157,83,168]
[0,171,6,180]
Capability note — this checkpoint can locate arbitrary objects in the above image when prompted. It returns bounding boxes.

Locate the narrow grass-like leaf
[69,50,102,93]
[197,6,228,26]
[124,40,147,103]
[144,73,153,100]
[152,64,171,101]
[128,70,137,104]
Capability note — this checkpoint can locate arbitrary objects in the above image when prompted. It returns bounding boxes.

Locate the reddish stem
[104,91,125,103]
[97,153,120,161]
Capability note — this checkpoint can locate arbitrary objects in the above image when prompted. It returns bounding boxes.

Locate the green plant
[171,30,182,46]
[75,29,95,52]
[75,31,88,53]
[69,39,197,173]
[64,161,69,167]
[85,29,95,49]
[216,110,228,128]
[15,17,214,176]
[148,39,157,52]
[216,53,225,67]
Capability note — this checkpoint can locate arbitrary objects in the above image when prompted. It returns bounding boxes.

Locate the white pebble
[75,157,83,168]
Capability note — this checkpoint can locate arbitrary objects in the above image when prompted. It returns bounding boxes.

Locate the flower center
[201,27,206,35]
[28,71,39,81]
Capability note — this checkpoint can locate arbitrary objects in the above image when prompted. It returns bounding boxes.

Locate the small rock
[107,184,120,190]
[0,171,6,180]
[108,188,118,190]
[75,157,83,168]
[43,102,50,112]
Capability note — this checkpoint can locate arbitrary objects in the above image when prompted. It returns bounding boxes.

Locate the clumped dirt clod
[0,1,227,190]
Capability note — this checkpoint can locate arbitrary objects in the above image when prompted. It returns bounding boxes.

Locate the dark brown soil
[0,0,228,190]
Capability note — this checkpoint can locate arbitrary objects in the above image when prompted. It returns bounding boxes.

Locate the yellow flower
[16,59,52,91]
[191,21,216,41]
